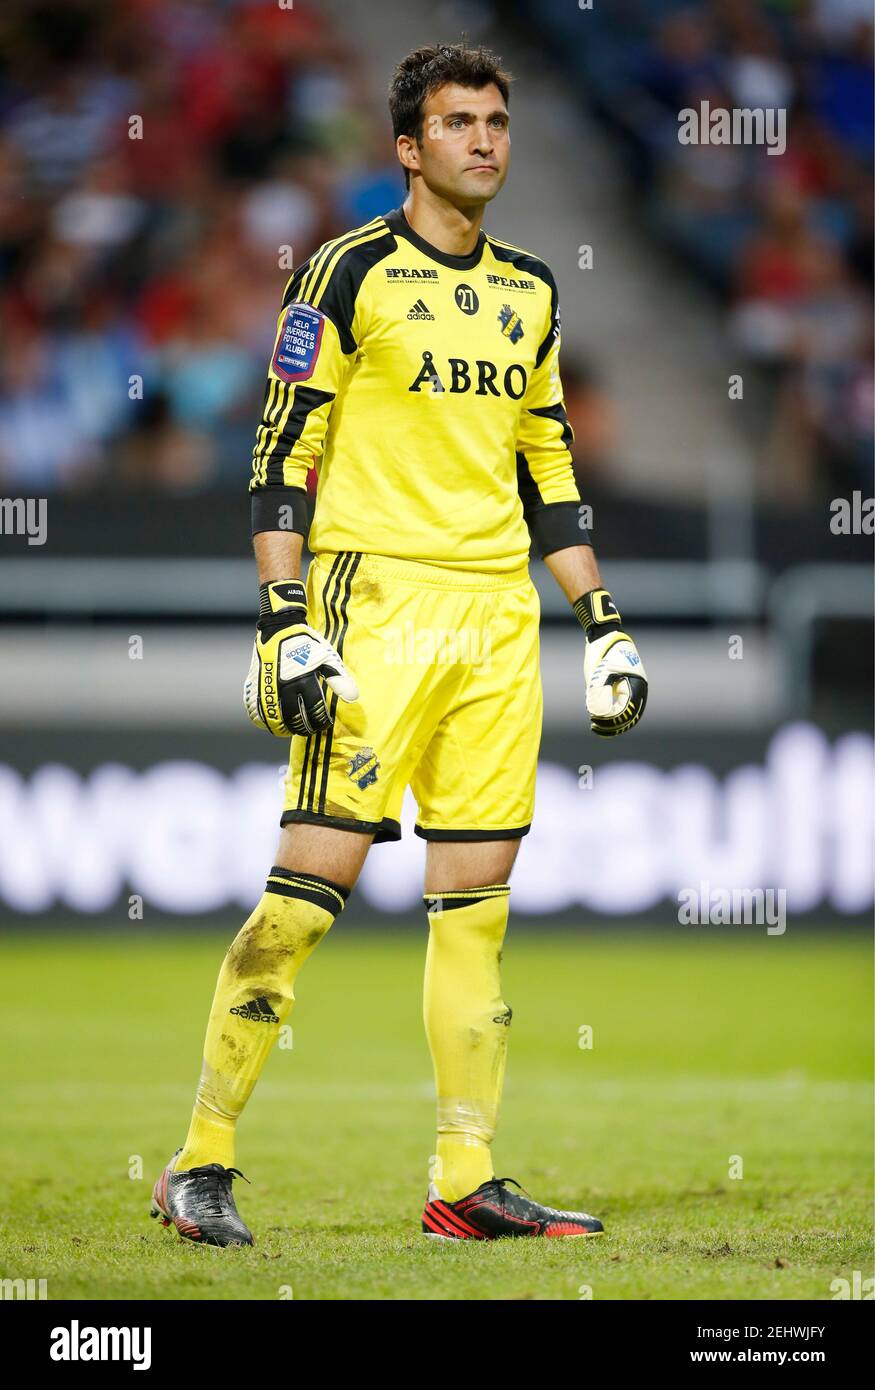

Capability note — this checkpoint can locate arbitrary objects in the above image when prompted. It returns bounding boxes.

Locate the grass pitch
[0,925,871,1301]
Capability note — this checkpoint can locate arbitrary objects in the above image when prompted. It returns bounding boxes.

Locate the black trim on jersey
[384,206,486,270]
[528,400,574,450]
[280,808,402,845]
[530,500,590,557]
[516,452,588,557]
[414,824,531,842]
[288,225,396,354]
[487,239,559,367]
[264,385,335,487]
[250,485,311,537]
[516,448,542,517]
[281,259,314,309]
[535,275,560,369]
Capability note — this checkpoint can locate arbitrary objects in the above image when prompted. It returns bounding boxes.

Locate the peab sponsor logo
[50,1320,151,1370]
[678,101,786,155]
[386,266,439,281]
[486,273,536,293]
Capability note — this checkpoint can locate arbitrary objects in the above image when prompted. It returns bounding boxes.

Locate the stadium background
[0,0,872,1302]
[0,0,871,926]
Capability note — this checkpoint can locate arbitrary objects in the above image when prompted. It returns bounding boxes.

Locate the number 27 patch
[272,303,325,383]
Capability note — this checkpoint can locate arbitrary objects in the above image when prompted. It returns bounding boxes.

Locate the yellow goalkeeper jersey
[249,206,584,573]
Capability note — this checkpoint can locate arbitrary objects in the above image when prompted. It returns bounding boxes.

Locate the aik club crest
[498,304,524,343]
[347,747,380,789]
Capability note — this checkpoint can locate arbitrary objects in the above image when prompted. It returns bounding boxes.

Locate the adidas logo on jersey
[407,298,435,320]
[230,997,280,1023]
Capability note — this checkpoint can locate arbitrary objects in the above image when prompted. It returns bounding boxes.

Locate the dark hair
[388,42,512,189]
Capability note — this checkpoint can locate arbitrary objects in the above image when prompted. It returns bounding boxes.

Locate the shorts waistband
[313,551,532,592]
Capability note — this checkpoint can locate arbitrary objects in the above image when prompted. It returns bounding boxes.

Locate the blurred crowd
[0,0,871,502]
[0,0,401,492]
[527,0,873,498]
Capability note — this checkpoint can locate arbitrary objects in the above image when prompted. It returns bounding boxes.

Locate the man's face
[407,82,510,207]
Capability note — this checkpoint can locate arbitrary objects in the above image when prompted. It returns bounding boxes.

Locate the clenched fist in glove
[244,579,359,737]
[574,587,648,737]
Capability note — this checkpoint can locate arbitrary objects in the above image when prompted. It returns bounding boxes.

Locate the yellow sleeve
[249,254,358,536]
[515,277,589,558]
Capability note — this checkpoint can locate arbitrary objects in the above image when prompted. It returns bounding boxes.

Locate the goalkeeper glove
[243,579,359,737]
[574,587,648,737]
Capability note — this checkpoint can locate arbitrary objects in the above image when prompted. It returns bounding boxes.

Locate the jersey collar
[384,206,486,270]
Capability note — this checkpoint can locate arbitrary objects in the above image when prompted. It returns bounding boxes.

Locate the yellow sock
[176,868,348,1172]
[422,885,512,1202]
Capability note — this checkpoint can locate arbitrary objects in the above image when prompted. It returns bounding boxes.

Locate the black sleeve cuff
[525,500,591,558]
[250,486,311,538]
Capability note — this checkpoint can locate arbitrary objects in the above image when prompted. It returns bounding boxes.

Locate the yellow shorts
[282,551,543,843]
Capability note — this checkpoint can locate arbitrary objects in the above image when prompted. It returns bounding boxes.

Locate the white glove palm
[584,631,648,731]
[576,588,648,737]
[244,579,359,738]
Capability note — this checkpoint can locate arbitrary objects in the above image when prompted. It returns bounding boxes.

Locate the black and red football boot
[422,1176,604,1240]
[150,1148,253,1247]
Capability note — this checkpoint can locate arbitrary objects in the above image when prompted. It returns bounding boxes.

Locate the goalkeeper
[151,41,647,1247]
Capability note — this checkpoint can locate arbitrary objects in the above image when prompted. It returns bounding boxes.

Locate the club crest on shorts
[347,747,380,789]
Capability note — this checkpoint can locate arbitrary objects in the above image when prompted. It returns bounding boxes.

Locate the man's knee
[274,822,374,892]
[423,838,521,895]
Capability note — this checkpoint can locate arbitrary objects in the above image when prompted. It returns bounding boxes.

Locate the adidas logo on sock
[407,298,435,320]
[229,996,280,1023]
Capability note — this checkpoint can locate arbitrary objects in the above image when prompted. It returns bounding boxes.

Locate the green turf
[0,926,871,1300]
